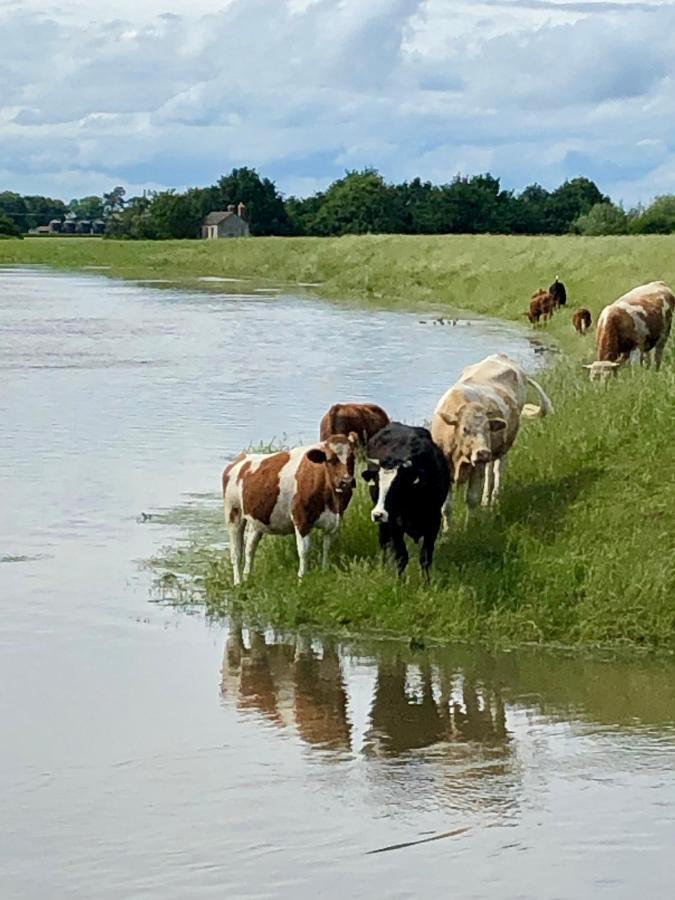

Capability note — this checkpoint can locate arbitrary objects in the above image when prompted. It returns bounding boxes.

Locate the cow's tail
[521,375,554,418]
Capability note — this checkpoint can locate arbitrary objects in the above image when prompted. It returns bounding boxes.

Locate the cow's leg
[378,522,393,556]
[491,457,507,504]
[481,463,494,507]
[294,528,312,579]
[321,530,335,570]
[390,527,409,575]
[228,517,246,586]
[465,466,485,523]
[243,525,263,580]
[654,337,668,371]
[441,491,453,534]
[640,348,651,368]
[419,516,441,578]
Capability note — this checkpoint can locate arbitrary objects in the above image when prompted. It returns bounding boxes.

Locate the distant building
[27,216,106,237]
[202,203,250,239]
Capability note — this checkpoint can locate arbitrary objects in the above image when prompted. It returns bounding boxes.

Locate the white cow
[431,353,553,528]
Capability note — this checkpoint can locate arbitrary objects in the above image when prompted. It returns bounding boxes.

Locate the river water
[2,266,674,899]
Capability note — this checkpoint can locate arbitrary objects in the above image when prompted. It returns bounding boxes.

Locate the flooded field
[2,266,675,899]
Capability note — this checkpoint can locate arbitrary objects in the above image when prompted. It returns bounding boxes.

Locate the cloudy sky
[2,0,675,204]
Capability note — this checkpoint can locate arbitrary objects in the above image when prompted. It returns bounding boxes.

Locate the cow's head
[583,360,621,381]
[437,402,506,477]
[306,432,358,494]
[362,456,421,524]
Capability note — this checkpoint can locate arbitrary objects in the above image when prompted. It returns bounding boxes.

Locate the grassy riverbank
[155,353,674,649]
[4,236,673,648]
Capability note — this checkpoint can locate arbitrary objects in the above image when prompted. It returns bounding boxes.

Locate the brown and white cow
[584,281,674,380]
[431,353,553,528]
[319,402,390,446]
[526,289,555,325]
[572,307,592,335]
[222,433,358,583]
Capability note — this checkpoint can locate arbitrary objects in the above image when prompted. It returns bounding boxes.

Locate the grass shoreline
[5,237,674,650]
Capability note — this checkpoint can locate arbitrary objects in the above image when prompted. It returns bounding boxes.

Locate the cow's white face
[306,432,358,493]
[583,361,621,381]
[438,402,506,470]
[364,459,417,524]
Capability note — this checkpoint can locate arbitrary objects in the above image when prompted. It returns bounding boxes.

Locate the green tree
[629,195,675,234]
[69,195,104,220]
[441,174,514,234]
[105,195,156,239]
[311,169,400,236]
[545,177,608,234]
[103,186,126,217]
[0,211,23,237]
[509,184,551,234]
[216,167,290,236]
[572,202,628,235]
[285,193,325,235]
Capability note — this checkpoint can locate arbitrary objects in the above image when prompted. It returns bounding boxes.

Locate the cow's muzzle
[371,509,388,524]
[336,477,356,494]
[471,449,491,465]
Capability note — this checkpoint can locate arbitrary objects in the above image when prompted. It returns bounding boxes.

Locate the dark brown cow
[319,402,390,446]
[549,276,567,308]
[526,289,555,325]
[222,433,358,583]
[572,307,592,334]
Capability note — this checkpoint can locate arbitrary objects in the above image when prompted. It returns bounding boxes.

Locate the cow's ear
[489,417,507,432]
[306,448,327,464]
[362,468,377,482]
[438,412,458,427]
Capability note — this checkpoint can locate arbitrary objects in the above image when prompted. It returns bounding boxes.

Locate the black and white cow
[362,423,450,576]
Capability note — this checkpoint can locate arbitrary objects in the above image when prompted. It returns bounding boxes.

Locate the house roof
[203,210,237,226]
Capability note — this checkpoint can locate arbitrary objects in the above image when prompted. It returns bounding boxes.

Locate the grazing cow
[431,353,553,528]
[526,289,555,325]
[362,423,449,576]
[584,281,675,380]
[549,276,567,308]
[222,433,358,583]
[572,307,592,335]
[319,402,390,447]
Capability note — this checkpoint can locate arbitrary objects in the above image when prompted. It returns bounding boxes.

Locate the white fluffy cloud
[2,0,675,203]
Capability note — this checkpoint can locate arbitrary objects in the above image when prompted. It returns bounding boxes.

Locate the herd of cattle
[222,279,674,582]
[529,277,674,380]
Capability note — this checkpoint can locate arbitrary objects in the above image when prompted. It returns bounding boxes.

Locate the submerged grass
[5,235,674,647]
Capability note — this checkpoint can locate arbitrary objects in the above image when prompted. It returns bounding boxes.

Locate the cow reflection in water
[364,656,509,756]
[221,628,351,751]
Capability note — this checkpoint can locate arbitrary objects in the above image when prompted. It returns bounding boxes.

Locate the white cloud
[2,0,675,204]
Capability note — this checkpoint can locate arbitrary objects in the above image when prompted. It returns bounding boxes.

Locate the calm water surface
[2,266,675,899]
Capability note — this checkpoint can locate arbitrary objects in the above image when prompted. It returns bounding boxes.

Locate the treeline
[3,167,675,239]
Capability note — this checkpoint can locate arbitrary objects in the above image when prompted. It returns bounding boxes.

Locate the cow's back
[320,402,389,443]
[597,282,675,359]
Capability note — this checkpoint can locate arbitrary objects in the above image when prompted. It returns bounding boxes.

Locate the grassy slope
[5,236,674,647]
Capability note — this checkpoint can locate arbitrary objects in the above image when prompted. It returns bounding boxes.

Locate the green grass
[4,235,674,648]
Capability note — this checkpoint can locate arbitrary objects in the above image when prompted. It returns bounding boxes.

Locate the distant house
[202,203,250,239]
